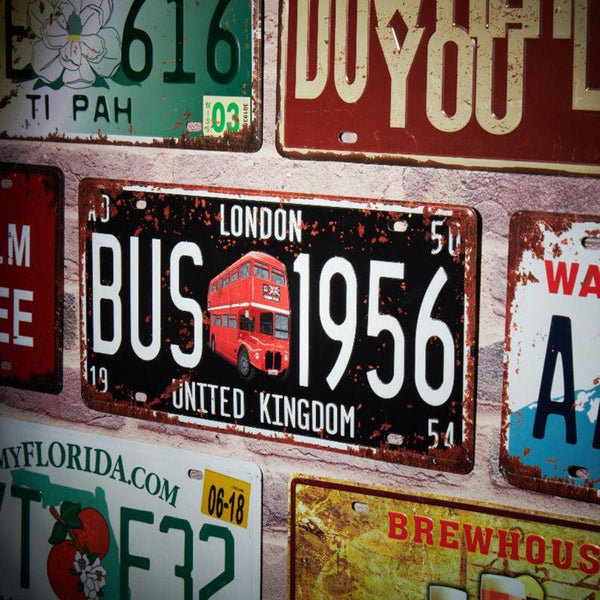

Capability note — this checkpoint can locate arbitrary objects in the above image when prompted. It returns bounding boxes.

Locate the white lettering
[259,392,356,438]
[130,237,161,361]
[13,289,33,347]
[375,0,424,128]
[7,224,30,267]
[295,0,330,99]
[334,0,370,103]
[219,203,303,242]
[169,242,203,368]
[92,233,122,355]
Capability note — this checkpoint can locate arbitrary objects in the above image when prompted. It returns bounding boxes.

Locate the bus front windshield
[274,314,289,340]
[259,313,289,340]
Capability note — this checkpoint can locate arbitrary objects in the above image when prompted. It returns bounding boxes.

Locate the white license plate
[0,417,262,599]
[501,211,600,504]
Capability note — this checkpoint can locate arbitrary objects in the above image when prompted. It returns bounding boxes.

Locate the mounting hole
[339,131,358,144]
[386,433,404,445]
[389,219,408,233]
[134,391,147,402]
[352,502,369,513]
[1,179,13,189]
[188,469,203,480]
[1,361,11,370]
[582,236,600,250]
[187,122,202,132]
[567,465,589,479]
[135,199,147,210]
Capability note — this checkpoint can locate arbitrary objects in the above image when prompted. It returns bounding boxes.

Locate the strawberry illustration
[47,501,110,600]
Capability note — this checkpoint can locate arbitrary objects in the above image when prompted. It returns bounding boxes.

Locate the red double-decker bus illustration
[207,251,290,380]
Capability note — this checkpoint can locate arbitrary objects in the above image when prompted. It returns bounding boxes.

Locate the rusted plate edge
[78,178,479,473]
[0,162,64,394]
[275,140,600,177]
[500,210,600,505]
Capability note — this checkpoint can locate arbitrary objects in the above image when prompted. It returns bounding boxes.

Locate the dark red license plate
[0,164,64,392]
[278,0,600,175]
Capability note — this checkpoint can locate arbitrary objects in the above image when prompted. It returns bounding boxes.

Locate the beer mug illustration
[480,574,526,600]
[428,585,467,600]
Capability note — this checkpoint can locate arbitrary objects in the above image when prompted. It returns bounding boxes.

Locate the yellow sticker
[201,469,251,529]
[203,95,251,137]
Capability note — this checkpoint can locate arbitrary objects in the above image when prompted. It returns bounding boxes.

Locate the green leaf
[88,551,99,563]
[69,568,78,576]
[61,501,83,529]
[48,521,68,545]
[14,64,37,82]
[77,581,84,593]
[33,77,63,90]
[110,66,141,87]
[93,75,110,89]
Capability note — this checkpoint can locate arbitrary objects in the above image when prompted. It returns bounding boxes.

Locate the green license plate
[1,0,261,150]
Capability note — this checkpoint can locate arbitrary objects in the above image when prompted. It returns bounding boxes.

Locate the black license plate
[80,181,479,472]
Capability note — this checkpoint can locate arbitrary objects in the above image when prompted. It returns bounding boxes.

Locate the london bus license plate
[501,212,600,505]
[289,476,600,600]
[277,0,600,175]
[0,416,262,599]
[1,0,261,150]
[0,163,64,393]
[80,180,479,473]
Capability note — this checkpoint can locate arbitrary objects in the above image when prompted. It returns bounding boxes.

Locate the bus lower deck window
[240,315,255,331]
[260,312,273,336]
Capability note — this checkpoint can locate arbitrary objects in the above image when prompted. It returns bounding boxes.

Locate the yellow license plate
[290,476,600,600]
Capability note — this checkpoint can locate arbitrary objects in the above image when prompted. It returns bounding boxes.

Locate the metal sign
[501,211,600,504]
[0,416,262,599]
[0,163,63,393]
[1,0,261,150]
[79,180,479,472]
[277,0,600,175]
[289,476,600,599]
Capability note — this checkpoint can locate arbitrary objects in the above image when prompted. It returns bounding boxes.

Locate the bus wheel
[210,335,216,353]
[237,347,255,380]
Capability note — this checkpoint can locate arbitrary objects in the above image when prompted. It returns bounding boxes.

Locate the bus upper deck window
[254,263,270,280]
[260,312,273,336]
[240,263,251,279]
[272,270,285,286]
[223,276,230,287]
[231,270,239,283]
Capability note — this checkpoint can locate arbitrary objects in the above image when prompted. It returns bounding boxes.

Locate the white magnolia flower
[72,550,91,581]
[28,0,121,89]
[82,557,107,599]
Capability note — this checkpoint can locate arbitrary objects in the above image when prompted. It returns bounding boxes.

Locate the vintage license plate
[289,476,600,599]
[277,0,600,175]
[79,180,479,472]
[0,416,262,599]
[501,212,600,504]
[1,0,261,150]
[0,163,63,393]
